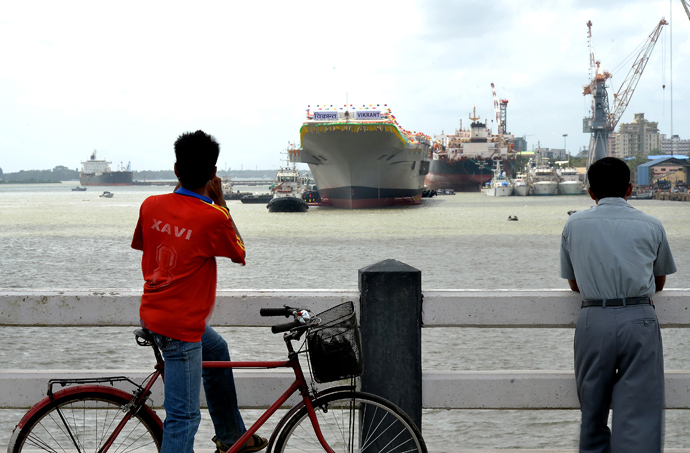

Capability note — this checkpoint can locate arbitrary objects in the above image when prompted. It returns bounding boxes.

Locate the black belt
[581,297,652,308]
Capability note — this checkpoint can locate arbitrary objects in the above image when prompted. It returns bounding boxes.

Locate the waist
[581,297,652,308]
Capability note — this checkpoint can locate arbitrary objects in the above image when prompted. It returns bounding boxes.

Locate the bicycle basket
[307,301,363,383]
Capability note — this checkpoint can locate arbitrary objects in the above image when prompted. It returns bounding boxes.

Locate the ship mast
[468,106,481,123]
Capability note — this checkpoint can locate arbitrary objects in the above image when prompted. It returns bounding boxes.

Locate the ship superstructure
[425,107,515,192]
[291,105,431,208]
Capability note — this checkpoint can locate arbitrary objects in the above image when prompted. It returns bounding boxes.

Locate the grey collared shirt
[560,197,676,301]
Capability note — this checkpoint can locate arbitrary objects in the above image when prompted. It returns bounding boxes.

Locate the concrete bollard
[358,259,423,429]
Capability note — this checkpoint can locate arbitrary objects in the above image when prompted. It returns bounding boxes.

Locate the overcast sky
[1,0,687,172]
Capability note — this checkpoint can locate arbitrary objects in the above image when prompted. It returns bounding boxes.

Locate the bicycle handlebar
[261,306,316,335]
[271,320,304,334]
[260,307,294,317]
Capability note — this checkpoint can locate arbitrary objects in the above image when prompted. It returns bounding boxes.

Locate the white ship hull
[531,181,558,196]
[294,122,430,208]
[513,184,529,196]
[558,180,585,195]
[482,186,513,197]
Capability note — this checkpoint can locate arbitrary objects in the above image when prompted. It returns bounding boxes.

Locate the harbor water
[1,182,689,450]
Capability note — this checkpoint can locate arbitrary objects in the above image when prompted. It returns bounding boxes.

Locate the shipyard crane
[583,18,667,168]
[491,82,509,136]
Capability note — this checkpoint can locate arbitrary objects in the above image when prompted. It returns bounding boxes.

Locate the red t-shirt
[131,191,246,342]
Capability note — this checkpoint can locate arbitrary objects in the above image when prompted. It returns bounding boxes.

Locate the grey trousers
[574,304,664,453]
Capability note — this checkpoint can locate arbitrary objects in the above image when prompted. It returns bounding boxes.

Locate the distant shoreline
[0,180,62,184]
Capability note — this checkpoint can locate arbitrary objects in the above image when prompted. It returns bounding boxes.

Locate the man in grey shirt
[560,157,676,453]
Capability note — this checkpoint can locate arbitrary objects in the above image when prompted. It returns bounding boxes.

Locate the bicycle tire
[7,385,163,453]
[273,390,427,453]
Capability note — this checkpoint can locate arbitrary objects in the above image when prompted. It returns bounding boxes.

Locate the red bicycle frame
[99,339,336,453]
[202,345,336,453]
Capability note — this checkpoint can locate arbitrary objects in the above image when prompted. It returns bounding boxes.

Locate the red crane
[607,18,668,131]
[490,82,509,136]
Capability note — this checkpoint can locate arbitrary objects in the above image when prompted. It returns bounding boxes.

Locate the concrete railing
[2,287,690,412]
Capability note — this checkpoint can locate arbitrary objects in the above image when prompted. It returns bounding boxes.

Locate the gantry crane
[583,18,667,168]
[491,82,509,136]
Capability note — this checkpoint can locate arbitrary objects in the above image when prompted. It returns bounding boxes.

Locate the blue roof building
[636,156,690,186]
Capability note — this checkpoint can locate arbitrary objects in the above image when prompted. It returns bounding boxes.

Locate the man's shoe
[213,434,268,453]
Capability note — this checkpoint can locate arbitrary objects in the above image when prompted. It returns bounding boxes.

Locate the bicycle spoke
[276,392,426,453]
[9,391,162,453]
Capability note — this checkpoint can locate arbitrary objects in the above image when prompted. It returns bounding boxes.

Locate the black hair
[174,130,220,190]
[587,157,631,199]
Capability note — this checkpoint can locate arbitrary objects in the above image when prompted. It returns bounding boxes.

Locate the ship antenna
[469,106,481,123]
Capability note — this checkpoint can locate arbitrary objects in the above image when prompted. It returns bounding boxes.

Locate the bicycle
[7,301,427,453]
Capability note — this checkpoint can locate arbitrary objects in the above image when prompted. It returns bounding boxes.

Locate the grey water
[1,183,689,450]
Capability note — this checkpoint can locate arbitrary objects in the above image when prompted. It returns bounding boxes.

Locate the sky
[1,0,688,172]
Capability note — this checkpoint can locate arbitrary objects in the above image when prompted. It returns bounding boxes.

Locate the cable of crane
[611,35,648,76]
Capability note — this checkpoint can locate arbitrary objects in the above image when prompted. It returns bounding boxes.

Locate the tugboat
[266,150,309,213]
[221,177,252,201]
[241,193,273,204]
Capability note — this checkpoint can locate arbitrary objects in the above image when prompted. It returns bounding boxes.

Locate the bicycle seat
[134,328,155,346]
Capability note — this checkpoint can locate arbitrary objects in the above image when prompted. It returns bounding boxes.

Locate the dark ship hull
[79,171,133,186]
[424,157,494,192]
[267,196,309,212]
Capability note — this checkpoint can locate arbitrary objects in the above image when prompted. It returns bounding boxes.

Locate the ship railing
[1,264,689,452]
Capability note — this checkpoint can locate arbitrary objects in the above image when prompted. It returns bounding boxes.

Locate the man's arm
[568,279,580,293]
[207,177,244,243]
[655,275,666,292]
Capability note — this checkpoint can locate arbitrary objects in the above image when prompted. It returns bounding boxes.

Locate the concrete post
[358,259,422,429]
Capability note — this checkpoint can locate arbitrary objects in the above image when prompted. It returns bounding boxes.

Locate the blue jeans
[151,325,247,453]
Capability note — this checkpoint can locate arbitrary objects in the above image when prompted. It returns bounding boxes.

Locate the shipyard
[2,1,690,452]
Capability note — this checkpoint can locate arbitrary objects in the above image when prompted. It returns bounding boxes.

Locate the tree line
[0,166,289,183]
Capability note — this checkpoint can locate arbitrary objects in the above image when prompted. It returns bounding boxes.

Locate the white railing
[1,289,689,411]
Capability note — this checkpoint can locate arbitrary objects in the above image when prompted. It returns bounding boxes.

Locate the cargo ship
[79,151,133,186]
[291,106,431,208]
[425,109,515,192]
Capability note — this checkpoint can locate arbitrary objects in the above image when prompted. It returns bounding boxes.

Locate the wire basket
[307,301,363,383]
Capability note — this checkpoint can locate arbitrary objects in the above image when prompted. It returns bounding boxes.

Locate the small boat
[240,193,273,204]
[266,155,309,213]
[629,191,653,200]
[220,177,253,200]
[301,184,322,203]
[512,173,529,196]
[528,156,558,196]
[72,186,87,191]
[99,191,114,198]
[557,165,585,195]
[482,159,513,197]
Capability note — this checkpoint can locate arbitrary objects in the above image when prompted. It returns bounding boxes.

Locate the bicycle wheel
[274,390,427,453]
[8,386,163,453]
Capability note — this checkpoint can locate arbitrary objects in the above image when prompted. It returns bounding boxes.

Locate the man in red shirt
[132,130,266,453]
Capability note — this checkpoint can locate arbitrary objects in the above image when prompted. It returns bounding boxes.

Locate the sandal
[213,434,268,453]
